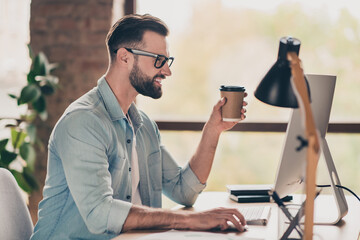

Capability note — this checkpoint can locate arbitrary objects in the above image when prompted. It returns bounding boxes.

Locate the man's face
[128,31,172,99]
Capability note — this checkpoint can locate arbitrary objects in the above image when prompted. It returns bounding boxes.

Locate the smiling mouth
[154,78,162,86]
[154,75,165,86]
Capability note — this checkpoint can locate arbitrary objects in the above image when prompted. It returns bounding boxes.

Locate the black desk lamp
[255,36,320,240]
[255,37,310,107]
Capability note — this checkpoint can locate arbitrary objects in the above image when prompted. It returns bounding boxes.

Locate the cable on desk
[316,184,360,202]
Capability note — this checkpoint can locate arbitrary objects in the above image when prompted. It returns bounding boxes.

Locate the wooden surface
[113,192,360,240]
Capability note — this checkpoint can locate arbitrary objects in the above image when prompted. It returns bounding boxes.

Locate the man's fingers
[219,220,229,231]
[221,208,247,226]
[227,218,244,232]
[216,97,226,109]
[208,208,246,231]
[222,214,245,232]
[233,211,246,226]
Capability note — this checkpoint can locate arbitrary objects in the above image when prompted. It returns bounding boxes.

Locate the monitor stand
[312,138,348,224]
[286,138,348,227]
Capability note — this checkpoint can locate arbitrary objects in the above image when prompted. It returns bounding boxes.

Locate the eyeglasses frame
[114,47,174,69]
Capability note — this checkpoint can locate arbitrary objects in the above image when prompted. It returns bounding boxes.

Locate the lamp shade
[254,36,310,108]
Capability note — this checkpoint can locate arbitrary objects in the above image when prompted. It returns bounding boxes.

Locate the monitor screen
[274,74,336,199]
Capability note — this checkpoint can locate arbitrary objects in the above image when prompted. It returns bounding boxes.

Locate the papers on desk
[136,230,263,240]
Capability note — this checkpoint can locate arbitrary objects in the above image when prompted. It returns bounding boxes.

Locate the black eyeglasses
[114,48,174,69]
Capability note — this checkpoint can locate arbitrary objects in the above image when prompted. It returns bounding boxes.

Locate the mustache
[153,74,166,80]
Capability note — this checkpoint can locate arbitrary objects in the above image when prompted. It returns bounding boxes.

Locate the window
[137,0,360,123]
[0,0,31,126]
[136,0,360,199]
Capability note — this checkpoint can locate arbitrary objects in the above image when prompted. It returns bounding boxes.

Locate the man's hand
[179,207,247,232]
[206,94,248,134]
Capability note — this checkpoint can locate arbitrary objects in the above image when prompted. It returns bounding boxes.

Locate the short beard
[129,61,164,99]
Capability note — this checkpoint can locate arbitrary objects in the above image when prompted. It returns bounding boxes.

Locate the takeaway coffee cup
[219,85,246,122]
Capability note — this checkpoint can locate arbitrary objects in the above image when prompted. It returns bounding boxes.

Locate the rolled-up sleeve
[161,145,206,207]
[54,110,131,234]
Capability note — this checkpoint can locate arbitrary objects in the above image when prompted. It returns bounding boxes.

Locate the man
[31,14,248,239]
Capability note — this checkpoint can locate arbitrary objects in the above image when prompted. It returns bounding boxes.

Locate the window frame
[155,121,360,133]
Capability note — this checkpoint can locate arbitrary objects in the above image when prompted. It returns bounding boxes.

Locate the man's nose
[160,62,172,76]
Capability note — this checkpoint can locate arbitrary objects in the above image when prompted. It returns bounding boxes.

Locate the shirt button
[129,167,131,172]
[127,139,131,144]
[126,195,131,200]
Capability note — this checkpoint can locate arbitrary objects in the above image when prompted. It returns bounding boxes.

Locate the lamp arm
[287,52,321,240]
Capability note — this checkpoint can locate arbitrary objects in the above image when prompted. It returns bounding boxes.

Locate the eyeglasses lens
[155,56,165,68]
[155,56,173,69]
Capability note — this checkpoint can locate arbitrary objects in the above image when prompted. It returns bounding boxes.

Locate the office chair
[0,168,34,240]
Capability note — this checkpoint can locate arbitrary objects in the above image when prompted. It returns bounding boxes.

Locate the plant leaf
[49,63,59,72]
[26,124,36,144]
[8,93,18,99]
[10,169,32,193]
[27,70,37,84]
[0,139,8,151]
[21,110,36,123]
[11,128,27,149]
[20,142,36,171]
[0,150,17,166]
[39,75,59,95]
[32,52,49,76]
[33,95,46,113]
[38,110,48,121]
[27,44,34,61]
[23,167,39,191]
[19,84,41,104]
[40,85,55,95]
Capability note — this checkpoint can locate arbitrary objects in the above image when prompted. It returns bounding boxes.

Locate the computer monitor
[274,74,348,224]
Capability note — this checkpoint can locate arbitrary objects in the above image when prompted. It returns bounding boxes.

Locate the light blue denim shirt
[31,77,206,240]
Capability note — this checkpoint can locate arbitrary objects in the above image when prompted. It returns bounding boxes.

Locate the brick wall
[29,0,115,223]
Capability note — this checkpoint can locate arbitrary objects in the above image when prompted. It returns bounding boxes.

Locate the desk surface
[114,192,360,240]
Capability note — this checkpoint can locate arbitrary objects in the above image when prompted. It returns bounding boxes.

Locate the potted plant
[0,45,59,193]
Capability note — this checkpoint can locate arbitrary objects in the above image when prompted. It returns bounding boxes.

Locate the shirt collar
[97,76,143,130]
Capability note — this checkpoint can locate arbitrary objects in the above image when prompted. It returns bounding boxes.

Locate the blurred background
[1,0,359,217]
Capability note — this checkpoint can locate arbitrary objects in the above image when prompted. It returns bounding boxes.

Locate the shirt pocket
[148,151,162,191]
[109,155,130,198]
[109,154,127,170]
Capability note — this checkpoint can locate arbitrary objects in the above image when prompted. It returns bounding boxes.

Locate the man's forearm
[122,205,247,233]
[122,205,187,232]
[188,98,241,184]
[189,122,221,184]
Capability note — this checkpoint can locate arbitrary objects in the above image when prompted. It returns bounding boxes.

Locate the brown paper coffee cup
[220,85,245,122]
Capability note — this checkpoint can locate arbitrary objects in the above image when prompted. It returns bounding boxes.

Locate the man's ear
[116,48,132,66]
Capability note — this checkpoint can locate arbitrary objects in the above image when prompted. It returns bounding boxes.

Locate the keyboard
[239,206,271,225]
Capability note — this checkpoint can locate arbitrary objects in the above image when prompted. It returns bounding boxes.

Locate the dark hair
[106,14,169,62]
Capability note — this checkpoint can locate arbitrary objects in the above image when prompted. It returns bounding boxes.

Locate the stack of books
[227,184,293,203]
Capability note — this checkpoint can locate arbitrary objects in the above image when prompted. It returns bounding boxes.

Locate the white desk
[114,191,360,240]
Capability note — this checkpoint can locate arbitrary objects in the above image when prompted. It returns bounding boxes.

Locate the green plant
[0,45,59,193]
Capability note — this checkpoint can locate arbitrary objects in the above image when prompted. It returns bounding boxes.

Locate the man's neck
[104,69,138,115]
